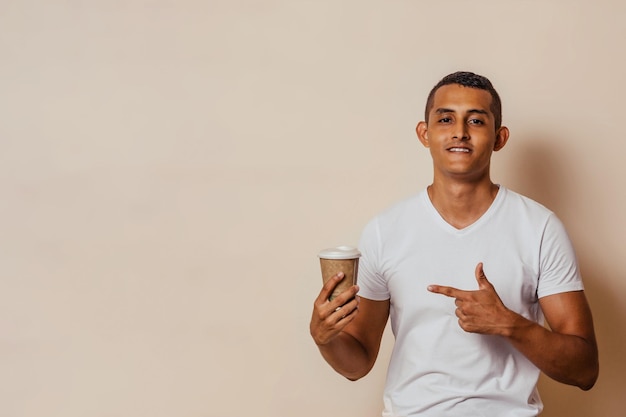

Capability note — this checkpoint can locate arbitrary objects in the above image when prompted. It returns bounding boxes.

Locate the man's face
[417,84,508,182]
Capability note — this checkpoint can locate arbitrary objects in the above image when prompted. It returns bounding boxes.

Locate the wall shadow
[498,134,625,416]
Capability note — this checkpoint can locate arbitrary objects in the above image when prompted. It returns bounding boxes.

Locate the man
[310,71,598,416]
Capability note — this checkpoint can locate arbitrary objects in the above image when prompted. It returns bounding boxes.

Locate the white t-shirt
[357,186,584,417]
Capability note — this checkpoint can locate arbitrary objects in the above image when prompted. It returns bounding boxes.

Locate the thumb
[475,262,491,289]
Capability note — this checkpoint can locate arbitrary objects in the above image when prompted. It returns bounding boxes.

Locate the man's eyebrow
[434,108,455,114]
[467,109,489,115]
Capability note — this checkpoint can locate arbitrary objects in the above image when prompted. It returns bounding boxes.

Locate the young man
[310,72,599,416]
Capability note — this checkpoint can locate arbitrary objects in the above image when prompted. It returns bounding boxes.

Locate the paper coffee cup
[318,246,361,301]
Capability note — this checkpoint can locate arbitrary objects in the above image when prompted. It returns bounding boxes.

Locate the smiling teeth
[449,148,470,152]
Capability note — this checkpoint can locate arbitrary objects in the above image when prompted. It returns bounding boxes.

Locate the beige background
[1,1,624,416]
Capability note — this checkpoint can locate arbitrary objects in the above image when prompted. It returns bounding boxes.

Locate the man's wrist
[501,310,533,339]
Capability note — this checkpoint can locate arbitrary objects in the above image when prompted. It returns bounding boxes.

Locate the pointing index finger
[427,284,468,298]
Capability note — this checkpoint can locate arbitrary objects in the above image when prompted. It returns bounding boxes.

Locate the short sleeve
[537,213,584,298]
[357,217,390,301]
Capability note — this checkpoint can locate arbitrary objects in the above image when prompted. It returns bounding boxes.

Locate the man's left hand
[427,262,516,336]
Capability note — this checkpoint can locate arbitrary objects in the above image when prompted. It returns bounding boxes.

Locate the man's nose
[452,121,469,140]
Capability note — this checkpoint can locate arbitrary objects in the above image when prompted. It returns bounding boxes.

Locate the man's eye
[469,119,484,125]
[438,118,452,123]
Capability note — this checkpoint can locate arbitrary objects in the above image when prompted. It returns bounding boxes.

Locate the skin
[310,83,599,389]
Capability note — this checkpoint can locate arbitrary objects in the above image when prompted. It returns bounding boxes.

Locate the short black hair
[424,71,502,130]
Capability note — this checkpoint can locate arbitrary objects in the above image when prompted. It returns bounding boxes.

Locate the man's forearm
[317,331,373,381]
[504,313,599,390]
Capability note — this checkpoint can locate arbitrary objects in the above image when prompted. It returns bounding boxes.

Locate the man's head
[425,71,502,131]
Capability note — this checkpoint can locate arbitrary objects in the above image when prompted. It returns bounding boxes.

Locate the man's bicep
[539,290,596,340]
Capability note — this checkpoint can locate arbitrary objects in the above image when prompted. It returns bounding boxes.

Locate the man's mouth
[448,147,470,153]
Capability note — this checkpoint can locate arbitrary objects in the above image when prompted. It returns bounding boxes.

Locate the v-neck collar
[422,185,506,235]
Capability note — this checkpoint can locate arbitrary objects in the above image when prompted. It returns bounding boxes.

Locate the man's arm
[310,272,390,381]
[428,263,599,390]
[509,290,598,390]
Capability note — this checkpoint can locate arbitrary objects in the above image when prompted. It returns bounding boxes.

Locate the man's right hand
[309,272,360,346]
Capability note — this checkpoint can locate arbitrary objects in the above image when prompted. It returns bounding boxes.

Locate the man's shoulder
[360,190,427,239]
[498,186,558,227]
[500,186,554,213]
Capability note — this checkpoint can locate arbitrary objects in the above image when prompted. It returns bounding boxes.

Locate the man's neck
[427,179,500,230]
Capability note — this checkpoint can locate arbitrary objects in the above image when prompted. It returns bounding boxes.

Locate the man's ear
[493,126,509,151]
[416,121,429,148]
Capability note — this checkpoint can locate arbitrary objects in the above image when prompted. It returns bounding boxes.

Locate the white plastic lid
[318,246,361,260]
